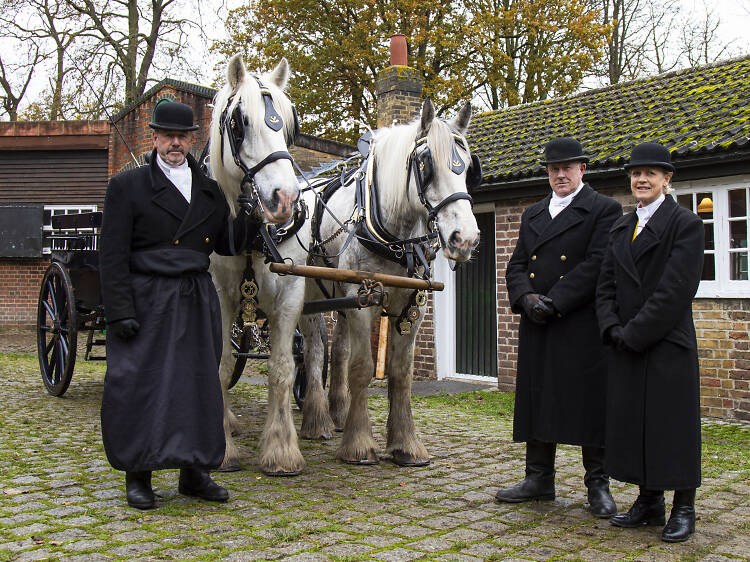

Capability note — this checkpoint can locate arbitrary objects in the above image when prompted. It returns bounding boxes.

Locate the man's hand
[606,325,634,352]
[108,318,140,340]
[521,293,554,325]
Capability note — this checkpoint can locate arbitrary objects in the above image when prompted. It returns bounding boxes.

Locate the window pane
[730,220,748,249]
[702,253,715,281]
[730,251,749,280]
[729,189,747,218]
[704,223,714,250]
[677,194,693,211]
[697,192,714,219]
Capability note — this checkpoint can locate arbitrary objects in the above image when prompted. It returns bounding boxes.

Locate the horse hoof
[262,468,303,477]
[391,450,430,467]
[217,460,243,473]
[340,457,379,466]
[334,426,344,433]
[300,431,332,441]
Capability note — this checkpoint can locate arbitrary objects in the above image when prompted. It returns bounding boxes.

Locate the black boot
[179,467,229,502]
[495,441,556,503]
[125,471,155,510]
[582,446,617,518]
[611,488,665,528]
[662,489,696,542]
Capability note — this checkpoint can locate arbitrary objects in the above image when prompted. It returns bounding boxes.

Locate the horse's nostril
[449,231,461,246]
[271,188,281,209]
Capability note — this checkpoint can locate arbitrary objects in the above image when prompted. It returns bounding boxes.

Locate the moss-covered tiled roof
[468,56,750,186]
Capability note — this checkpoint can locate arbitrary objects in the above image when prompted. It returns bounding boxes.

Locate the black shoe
[495,476,555,503]
[662,489,696,542]
[587,481,617,518]
[179,468,229,502]
[581,447,617,518]
[496,441,556,503]
[125,471,155,510]
[611,490,665,528]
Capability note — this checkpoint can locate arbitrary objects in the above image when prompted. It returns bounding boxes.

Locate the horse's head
[210,54,299,223]
[409,100,481,262]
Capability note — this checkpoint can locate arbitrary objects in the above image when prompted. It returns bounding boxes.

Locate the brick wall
[0,259,48,327]
[375,66,423,128]
[694,299,750,422]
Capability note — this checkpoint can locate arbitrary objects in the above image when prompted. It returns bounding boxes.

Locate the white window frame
[43,205,98,254]
[672,174,750,298]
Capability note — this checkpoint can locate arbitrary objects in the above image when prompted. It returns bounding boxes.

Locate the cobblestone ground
[1,331,748,561]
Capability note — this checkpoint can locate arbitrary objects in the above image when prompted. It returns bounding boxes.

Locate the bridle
[218,77,296,212]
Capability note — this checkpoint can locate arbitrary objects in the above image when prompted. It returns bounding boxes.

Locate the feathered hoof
[390,450,430,467]
[261,467,304,477]
[300,429,332,441]
[337,449,379,465]
[217,458,243,472]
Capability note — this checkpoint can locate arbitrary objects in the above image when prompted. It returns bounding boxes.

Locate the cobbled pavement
[1,330,749,561]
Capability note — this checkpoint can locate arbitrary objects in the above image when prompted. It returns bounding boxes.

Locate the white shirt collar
[156,153,192,203]
[550,182,584,206]
[636,193,666,221]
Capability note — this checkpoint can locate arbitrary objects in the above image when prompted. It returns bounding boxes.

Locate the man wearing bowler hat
[100,100,254,509]
[499,137,622,518]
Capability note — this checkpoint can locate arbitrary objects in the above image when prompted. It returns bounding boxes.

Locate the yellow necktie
[632,218,639,242]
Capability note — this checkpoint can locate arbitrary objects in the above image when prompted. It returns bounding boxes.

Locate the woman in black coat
[596,142,704,542]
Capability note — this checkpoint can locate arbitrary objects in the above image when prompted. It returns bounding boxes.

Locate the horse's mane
[373,115,462,222]
[209,67,296,214]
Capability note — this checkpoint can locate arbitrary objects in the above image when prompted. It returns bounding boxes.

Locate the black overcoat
[99,151,245,472]
[506,184,622,446]
[596,195,704,490]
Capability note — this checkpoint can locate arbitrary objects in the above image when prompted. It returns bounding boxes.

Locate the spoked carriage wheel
[37,261,78,396]
[292,315,329,410]
[228,316,329,410]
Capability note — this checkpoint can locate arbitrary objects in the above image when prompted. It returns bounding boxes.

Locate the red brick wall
[0,259,48,327]
[694,299,750,422]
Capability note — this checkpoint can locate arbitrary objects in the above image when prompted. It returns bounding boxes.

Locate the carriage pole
[268,263,445,291]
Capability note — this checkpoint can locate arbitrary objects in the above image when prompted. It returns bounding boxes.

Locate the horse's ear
[420,98,435,135]
[451,102,472,135]
[227,54,246,91]
[268,57,290,90]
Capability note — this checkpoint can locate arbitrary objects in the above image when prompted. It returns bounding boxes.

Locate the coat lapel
[612,212,640,284]
[631,196,679,263]
[150,152,189,222]
[531,184,593,252]
[174,154,218,240]
[527,196,552,238]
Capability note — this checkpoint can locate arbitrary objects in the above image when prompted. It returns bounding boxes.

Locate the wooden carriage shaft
[268,263,445,292]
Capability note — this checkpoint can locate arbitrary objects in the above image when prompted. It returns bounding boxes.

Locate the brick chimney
[375,35,423,127]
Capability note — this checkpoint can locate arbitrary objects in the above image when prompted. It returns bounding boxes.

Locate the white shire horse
[209,55,333,475]
[312,99,481,466]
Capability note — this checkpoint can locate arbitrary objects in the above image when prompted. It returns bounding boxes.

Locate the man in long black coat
[100,101,252,509]
[498,137,622,518]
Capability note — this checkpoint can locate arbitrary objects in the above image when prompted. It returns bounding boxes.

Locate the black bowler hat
[624,142,675,172]
[541,137,589,165]
[149,100,199,131]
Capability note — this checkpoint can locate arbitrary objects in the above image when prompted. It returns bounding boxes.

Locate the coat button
[560,255,567,261]
[560,275,564,280]
[529,273,535,279]
[531,255,537,261]
[173,239,180,245]
[205,237,210,243]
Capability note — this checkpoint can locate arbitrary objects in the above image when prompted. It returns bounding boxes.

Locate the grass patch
[414,390,514,418]
[268,527,301,544]
[702,423,750,478]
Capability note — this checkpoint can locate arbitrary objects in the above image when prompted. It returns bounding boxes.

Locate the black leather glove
[607,325,633,352]
[108,318,140,340]
[237,191,258,216]
[520,293,554,325]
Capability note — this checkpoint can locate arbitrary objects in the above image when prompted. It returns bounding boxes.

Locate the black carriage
[36,210,322,406]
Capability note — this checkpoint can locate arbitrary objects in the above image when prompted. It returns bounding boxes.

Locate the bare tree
[0,43,43,120]
[680,2,734,68]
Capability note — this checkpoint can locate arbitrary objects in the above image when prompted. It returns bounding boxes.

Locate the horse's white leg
[336,309,378,464]
[299,314,334,440]
[327,313,350,431]
[385,313,429,466]
[259,279,306,475]
[211,255,244,472]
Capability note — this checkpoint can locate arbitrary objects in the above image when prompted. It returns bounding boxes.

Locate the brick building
[457,56,750,422]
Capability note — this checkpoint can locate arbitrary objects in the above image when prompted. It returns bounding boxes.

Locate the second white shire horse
[314,99,481,466]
